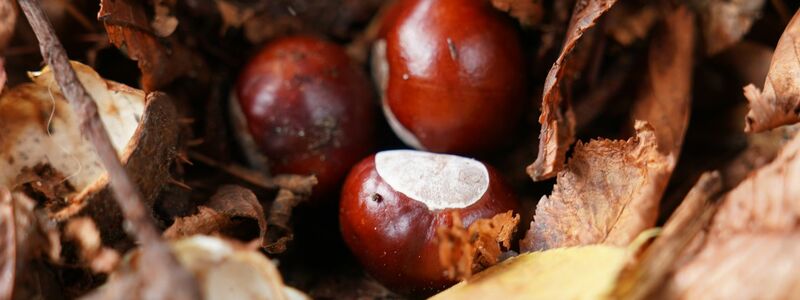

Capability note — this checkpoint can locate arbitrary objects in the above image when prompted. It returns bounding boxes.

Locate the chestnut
[372,0,526,155]
[339,150,520,295]
[232,36,376,199]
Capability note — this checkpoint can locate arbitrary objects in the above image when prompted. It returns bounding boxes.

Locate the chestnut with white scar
[339,150,520,295]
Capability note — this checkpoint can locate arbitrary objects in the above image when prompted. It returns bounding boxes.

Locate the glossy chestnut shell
[374,0,526,155]
[339,150,520,295]
[235,36,375,199]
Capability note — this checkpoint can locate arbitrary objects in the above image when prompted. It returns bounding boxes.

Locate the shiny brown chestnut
[232,36,375,199]
[339,150,520,295]
[372,0,526,155]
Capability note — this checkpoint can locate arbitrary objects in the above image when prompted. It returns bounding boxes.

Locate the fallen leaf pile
[1,0,800,299]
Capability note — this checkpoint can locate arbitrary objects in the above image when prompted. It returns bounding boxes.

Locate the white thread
[46,84,83,186]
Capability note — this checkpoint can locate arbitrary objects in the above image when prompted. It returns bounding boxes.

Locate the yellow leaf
[430,245,628,300]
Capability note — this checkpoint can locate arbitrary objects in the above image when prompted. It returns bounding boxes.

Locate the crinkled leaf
[522,122,671,251]
[528,0,618,181]
[98,0,200,91]
[668,130,800,298]
[698,0,766,55]
[431,245,628,300]
[743,10,800,132]
[164,185,267,247]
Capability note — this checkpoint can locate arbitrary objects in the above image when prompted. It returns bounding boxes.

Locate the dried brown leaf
[743,10,800,133]
[98,0,201,91]
[164,185,267,247]
[698,0,766,55]
[437,211,520,281]
[631,6,694,154]
[264,189,308,254]
[667,130,800,298]
[491,0,543,27]
[528,0,618,181]
[65,218,120,273]
[522,122,671,251]
[611,172,722,300]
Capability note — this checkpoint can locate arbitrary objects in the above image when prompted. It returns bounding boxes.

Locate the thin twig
[16,0,199,299]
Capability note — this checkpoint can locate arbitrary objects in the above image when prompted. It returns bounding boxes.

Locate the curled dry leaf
[431,245,628,300]
[0,61,179,244]
[98,0,201,91]
[522,122,671,251]
[528,0,618,181]
[264,189,308,254]
[667,130,800,298]
[523,7,694,251]
[697,0,766,55]
[490,0,543,27]
[86,235,309,300]
[0,189,63,300]
[743,10,800,133]
[436,211,520,281]
[65,218,120,273]
[164,185,267,246]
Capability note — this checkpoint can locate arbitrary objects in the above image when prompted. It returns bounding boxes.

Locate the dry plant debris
[743,9,800,133]
[528,0,618,181]
[436,211,520,280]
[98,0,201,91]
[164,185,268,247]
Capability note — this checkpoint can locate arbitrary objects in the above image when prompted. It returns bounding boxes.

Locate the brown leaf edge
[436,210,520,281]
[743,9,800,133]
[528,0,619,181]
